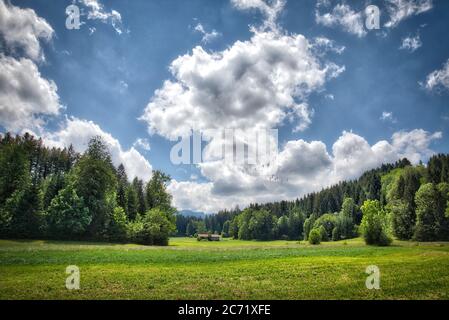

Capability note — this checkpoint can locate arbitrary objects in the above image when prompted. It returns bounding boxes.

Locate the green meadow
[1,237,449,300]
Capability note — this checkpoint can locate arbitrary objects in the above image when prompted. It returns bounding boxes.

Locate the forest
[177,155,449,246]
[1,133,449,247]
[0,133,176,245]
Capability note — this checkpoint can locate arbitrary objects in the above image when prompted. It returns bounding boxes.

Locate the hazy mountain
[178,210,207,219]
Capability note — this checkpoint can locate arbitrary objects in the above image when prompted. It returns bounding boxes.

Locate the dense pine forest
[0,133,176,245]
[178,155,449,245]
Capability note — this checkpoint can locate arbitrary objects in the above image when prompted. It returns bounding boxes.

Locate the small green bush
[318,225,328,241]
[308,228,322,245]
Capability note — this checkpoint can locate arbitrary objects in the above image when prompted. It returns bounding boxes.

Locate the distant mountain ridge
[178,210,207,219]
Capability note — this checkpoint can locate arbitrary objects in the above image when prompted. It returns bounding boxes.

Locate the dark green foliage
[229,217,239,239]
[331,198,357,241]
[4,182,45,238]
[303,215,316,241]
[46,181,91,239]
[137,208,176,246]
[313,213,337,241]
[194,220,207,234]
[287,207,305,240]
[235,209,276,241]
[132,177,147,215]
[250,210,276,240]
[42,173,66,210]
[126,185,138,220]
[186,221,195,236]
[116,164,128,212]
[308,228,321,245]
[146,171,172,211]
[427,154,449,184]
[413,183,449,241]
[175,214,203,236]
[332,213,356,241]
[341,198,358,223]
[106,207,128,242]
[72,137,117,238]
[222,220,231,237]
[276,215,289,238]
[0,139,30,207]
[4,131,449,245]
[0,133,175,246]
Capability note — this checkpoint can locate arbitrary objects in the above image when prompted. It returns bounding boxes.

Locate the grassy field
[1,237,449,300]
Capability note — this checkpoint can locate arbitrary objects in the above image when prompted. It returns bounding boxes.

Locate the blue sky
[1,0,449,212]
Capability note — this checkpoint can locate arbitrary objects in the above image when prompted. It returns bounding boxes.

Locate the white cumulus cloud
[168,129,442,213]
[0,55,61,132]
[140,29,344,140]
[0,0,54,61]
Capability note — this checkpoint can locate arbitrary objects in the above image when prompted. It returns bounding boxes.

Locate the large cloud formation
[168,129,442,213]
[0,0,54,62]
[140,0,442,213]
[0,0,61,133]
[141,0,344,139]
[0,55,61,132]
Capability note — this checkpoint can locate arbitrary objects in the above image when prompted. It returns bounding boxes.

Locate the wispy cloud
[77,0,127,35]
[315,3,366,38]
[385,0,433,28]
[194,23,221,44]
[421,58,449,92]
[400,33,422,52]
[133,138,151,151]
[380,111,397,123]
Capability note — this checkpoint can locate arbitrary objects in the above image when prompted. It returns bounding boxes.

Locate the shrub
[318,225,328,241]
[313,213,337,241]
[308,228,322,245]
[138,208,176,246]
[126,218,144,243]
[107,207,128,242]
[332,213,356,241]
[360,200,392,246]
[332,226,340,241]
[303,215,316,241]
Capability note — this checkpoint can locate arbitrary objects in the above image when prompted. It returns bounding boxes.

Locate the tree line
[178,156,449,246]
[0,133,176,245]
